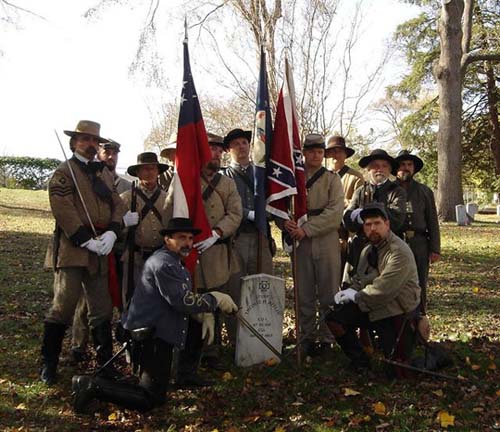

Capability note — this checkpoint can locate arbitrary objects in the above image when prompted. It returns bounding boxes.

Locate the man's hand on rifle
[123,210,139,227]
[194,230,220,253]
[210,291,238,314]
[334,288,358,304]
[99,231,117,256]
[81,238,104,255]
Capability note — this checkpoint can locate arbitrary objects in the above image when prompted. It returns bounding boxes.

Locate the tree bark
[435,0,465,220]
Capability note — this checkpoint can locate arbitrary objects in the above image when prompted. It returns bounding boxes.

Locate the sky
[0,0,420,173]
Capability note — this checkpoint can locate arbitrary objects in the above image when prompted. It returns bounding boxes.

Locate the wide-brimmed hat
[208,132,227,150]
[359,149,397,171]
[64,120,109,143]
[303,133,325,150]
[325,135,355,158]
[223,128,252,148]
[360,202,389,221]
[127,152,168,177]
[100,139,121,152]
[160,217,201,236]
[394,149,424,174]
[160,132,177,158]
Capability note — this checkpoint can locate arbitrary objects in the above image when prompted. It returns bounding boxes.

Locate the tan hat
[160,132,177,158]
[326,135,355,158]
[127,152,169,177]
[207,132,227,150]
[303,133,325,149]
[64,120,109,143]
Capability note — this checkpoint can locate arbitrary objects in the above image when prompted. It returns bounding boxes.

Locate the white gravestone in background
[466,203,478,220]
[455,204,468,226]
[235,274,285,367]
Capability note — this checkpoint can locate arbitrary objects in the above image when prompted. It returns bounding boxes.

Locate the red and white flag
[172,28,211,272]
[266,58,307,226]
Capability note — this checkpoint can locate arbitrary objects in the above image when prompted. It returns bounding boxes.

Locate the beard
[104,160,116,171]
[83,146,97,160]
[369,171,388,185]
[367,232,382,244]
[206,159,220,172]
[179,246,192,257]
[397,171,413,182]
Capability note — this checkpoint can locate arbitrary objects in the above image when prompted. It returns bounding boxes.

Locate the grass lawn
[0,187,499,431]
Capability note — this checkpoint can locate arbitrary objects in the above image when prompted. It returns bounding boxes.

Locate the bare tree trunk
[485,62,500,175]
[434,0,465,221]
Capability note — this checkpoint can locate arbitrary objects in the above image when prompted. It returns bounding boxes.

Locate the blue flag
[251,46,273,235]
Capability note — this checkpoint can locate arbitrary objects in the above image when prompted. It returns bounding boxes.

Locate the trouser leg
[409,238,430,313]
[178,318,203,375]
[71,295,89,356]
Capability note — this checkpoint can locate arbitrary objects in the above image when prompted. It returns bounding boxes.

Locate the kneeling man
[72,218,238,413]
[327,203,420,377]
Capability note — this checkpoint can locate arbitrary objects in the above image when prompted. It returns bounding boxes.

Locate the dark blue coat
[123,247,217,348]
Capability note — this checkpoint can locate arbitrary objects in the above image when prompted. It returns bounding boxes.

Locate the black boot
[335,331,371,369]
[72,375,156,414]
[40,322,67,385]
[91,321,120,379]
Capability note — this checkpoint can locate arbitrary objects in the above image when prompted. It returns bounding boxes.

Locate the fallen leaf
[264,410,273,417]
[15,403,26,410]
[274,427,286,432]
[472,287,479,294]
[108,412,118,421]
[222,372,233,381]
[376,423,391,430]
[496,389,500,397]
[373,402,386,416]
[432,389,444,397]
[471,364,481,370]
[343,387,361,396]
[265,357,279,366]
[472,407,484,413]
[488,363,496,370]
[437,410,455,428]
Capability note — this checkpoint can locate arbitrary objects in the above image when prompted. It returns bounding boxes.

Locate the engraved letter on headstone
[235,274,285,367]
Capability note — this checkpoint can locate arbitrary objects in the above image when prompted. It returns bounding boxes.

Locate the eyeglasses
[78,134,100,143]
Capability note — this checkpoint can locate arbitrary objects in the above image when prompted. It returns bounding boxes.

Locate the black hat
[100,139,121,152]
[359,149,398,171]
[127,152,169,177]
[360,202,389,221]
[160,217,201,236]
[208,132,228,150]
[303,133,326,150]
[223,128,252,148]
[325,135,355,158]
[394,149,424,175]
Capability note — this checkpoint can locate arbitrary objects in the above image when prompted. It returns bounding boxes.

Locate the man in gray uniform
[395,150,440,318]
[71,218,238,413]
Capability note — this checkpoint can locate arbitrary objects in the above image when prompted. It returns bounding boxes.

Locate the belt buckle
[406,230,415,239]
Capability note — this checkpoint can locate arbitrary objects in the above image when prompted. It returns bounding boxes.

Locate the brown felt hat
[207,132,228,150]
[64,120,109,143]
[127,152,169,177]
[358,148,398,171]
[325,135,355,158]
[303,133,325,150]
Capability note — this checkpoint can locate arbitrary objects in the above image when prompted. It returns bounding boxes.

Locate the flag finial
[184,17,188,43]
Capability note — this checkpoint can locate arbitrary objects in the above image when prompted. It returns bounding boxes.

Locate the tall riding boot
[91,321,119,378]
[40,322,67,385]
[335,330,371,369]
[72,375,155,414]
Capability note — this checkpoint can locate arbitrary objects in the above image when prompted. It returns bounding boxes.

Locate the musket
[54,129,97,238]
[125,180,138,308]
[235,311,282,360]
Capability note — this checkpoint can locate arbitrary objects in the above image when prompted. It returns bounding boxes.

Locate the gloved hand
[194,230,220,253]
[98,230,117,256]
[81,238,104,255]
[123,210,139,227]
[350,208,363,224]
[200,313,215,345]
[210,291,238,314]
[247,210,255,221]
[334,288,358,304]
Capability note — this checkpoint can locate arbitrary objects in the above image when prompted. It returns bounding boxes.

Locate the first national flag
[172,25,212,272]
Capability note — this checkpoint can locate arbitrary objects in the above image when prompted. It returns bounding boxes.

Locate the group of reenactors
[40,119,440,413]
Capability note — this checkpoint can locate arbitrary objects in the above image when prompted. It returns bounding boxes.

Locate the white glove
[98,230,117,256]
[350,208,363,224]
[194,230,220,253]
[81,238,104,255]
[123,210,139,227]
[210,291,238,314]
[200,313,215,345]
[247,210,255,221]
[335,288,358,304]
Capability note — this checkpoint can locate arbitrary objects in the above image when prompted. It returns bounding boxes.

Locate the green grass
[0,188,499,431]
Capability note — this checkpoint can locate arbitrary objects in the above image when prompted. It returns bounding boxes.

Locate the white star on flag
[273,166,282,178]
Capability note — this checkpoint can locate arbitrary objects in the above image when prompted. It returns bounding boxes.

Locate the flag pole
[289,197,302,367]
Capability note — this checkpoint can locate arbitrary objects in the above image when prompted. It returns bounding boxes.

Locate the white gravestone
[466,203,478,220]
[235,274,285,367]
[455,204,468,226]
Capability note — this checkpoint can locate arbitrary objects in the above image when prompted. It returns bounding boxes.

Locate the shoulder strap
[137,188,162,223]
[202,173,222,201]
[338,165,349,178]
[306,166,327,189]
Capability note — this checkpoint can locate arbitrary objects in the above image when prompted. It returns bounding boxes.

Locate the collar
[230,160,252,171]
[370,178,389,188]
[138,182,159,197]
[73,152,91,164]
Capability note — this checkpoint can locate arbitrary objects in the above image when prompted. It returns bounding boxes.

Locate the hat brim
[325,145,355,158]
[394,155,424,174]
[127,163,169,177]
[223,130,252,147]
[64,130,109,144]
[160,227,202,236]
[359,154,397,171]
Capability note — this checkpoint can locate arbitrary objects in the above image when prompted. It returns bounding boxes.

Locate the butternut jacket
[338,165,364,207]
[353,232,421,322]
[44,158,125,271]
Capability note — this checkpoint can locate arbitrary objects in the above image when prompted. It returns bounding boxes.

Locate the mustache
[179,246,192,256]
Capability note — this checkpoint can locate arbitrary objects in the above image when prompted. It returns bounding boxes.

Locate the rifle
[125,180,138,308]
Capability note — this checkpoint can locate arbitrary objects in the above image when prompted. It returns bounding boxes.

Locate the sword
[235,311,282,360]
[54,129,98,237]
[379,357,465,381]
